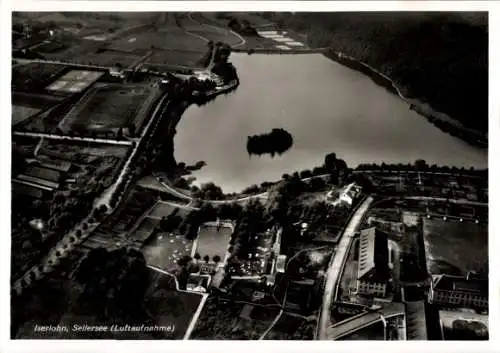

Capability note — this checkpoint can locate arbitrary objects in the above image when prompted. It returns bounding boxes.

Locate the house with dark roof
[356,227,390,297]
[428,273,488,309]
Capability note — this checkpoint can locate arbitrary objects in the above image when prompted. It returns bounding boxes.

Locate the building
[275,254,287,273]
[356,227,390,297]
[428,274,488,309]
[327,182,362,207]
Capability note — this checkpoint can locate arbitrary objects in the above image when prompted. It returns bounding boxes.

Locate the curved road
[317,196,374,340]
[326,303,405,340]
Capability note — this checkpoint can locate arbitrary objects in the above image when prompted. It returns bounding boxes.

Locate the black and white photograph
[4,2,493,346]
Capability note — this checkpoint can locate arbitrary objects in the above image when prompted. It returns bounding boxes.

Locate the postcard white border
[1,1,498,353]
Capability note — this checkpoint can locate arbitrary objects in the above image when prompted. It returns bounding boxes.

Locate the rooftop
[432,274,488,297]
[357,227,389,281]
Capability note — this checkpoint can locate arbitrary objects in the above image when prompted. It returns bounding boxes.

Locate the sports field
[58,83,159,133]
[423,218,487,276]
[46,70,104,93]
[193,222,233,261]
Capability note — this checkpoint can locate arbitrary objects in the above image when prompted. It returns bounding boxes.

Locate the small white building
[327,182,362,207]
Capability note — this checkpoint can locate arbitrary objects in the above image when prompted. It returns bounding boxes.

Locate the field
[191,298,279,339]
[144,269,204,339]
[148,201,190,219]
[194,223,233,261]
[46,70,104,93]
[145,49,205,69]
[12,105,42,125]
[108,28,207,53]
[14,266,204,339]
[12,62,67,91]
[423,218,488,276]
[57,83,159,134]
[72,51,143,68]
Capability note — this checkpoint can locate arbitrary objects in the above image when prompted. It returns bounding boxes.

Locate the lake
[174,53,487,193]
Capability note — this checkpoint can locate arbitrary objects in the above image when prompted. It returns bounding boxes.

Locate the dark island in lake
[246,128,293,157]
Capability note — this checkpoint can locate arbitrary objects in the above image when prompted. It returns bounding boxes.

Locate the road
[13,131,133,146]
[317,196,374,340]
[95,93,170,208]
[156,178,269,205]
[325,302,405,340]
[152,173,331,206]
[147,265,209,340]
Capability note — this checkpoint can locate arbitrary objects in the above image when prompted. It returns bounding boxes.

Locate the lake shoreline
[322,49,487,149]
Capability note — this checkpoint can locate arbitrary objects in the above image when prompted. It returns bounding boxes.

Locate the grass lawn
[12,105,41,125]
[146,49,205,68]
[108,28,207,53]
[423,218,487,276]
[194,223,232,260]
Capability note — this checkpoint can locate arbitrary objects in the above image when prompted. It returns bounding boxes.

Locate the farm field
[108,28,207,53]
[145,49,205,69]
[192,298,278,339]
[422,218,487,277]
[181,15,245,47]
[194,223,233,261]
[68,50,144,68]
[57,83,160,134]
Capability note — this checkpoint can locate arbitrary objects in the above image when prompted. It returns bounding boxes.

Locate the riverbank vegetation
[258,12,488,136]
[246,128,293,157]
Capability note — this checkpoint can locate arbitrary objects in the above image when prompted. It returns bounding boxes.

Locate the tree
[213,255,221,264]
[414,159,428,171]
[194,253,201,261]
[203,255,210,263]
[324,152,337,170]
